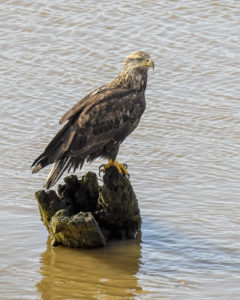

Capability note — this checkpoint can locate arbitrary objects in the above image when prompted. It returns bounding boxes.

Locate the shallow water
[1,0,240,299]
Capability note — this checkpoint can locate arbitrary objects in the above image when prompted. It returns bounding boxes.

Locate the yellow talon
[103,159,129,176]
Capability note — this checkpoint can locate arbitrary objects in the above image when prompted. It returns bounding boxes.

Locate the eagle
[32,50,154,189]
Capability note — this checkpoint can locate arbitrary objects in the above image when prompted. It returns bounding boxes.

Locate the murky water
[1,0,240,299]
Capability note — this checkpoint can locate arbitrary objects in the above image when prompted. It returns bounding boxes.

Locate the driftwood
[35,167,141,248]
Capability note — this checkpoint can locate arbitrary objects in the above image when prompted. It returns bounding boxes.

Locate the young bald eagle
[32,50,154,189]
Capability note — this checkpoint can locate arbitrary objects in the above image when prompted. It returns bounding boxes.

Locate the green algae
[50,210,106,248]
[97,167,141,239]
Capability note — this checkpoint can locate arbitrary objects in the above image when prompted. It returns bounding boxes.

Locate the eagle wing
[68,87,146,157]
[59,86,125,125]
[32,87,145,174]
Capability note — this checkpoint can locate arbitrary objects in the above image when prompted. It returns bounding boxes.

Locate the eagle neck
[117,68,148,91]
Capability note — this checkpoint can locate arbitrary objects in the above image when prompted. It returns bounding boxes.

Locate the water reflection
[37,235,145,299]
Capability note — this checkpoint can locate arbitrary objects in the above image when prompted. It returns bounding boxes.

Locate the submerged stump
[35,167,141,248]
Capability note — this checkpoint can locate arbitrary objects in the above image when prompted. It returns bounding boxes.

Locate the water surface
[1,1,240,299]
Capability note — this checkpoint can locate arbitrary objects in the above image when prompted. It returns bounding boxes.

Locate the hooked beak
[142,59,155,70]
[148,59,155,70]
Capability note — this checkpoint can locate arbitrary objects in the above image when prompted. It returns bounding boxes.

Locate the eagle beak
[143,59,154,69]
[148,59,154,69]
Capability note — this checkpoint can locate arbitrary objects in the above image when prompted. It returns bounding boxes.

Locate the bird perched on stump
[32,50,154,189]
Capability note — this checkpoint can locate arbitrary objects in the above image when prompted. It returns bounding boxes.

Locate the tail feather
[32,116,87,188]
[44,157,71,189]
[31,120,76,174]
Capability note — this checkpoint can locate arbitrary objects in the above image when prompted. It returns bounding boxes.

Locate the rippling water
[1,0,240,299]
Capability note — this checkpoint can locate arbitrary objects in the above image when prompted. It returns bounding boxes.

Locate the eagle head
[122,50,154,73]
[120,50,154,90]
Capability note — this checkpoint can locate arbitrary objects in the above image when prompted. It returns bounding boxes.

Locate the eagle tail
[43,157,71,189]
[31,120,76,174]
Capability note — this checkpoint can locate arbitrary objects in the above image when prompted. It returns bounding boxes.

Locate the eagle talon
[117,162,129,176]
[99,164,105,176]
[100,159,129,176]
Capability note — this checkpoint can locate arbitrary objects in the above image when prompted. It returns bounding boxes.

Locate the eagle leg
[99,159,129,176]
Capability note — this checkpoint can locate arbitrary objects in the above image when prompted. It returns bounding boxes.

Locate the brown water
[1,0,240,299]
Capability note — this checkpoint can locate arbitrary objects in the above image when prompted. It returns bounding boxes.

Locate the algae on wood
[35,167,141,248]
[50,210,106,248]
[97,167,141,239]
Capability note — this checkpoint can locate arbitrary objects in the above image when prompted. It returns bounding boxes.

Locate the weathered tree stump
[35,167,141,248]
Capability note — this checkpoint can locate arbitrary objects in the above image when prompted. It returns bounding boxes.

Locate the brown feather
[32,50,153,188]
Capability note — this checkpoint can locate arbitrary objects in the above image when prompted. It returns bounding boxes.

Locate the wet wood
[35,167,141,248]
